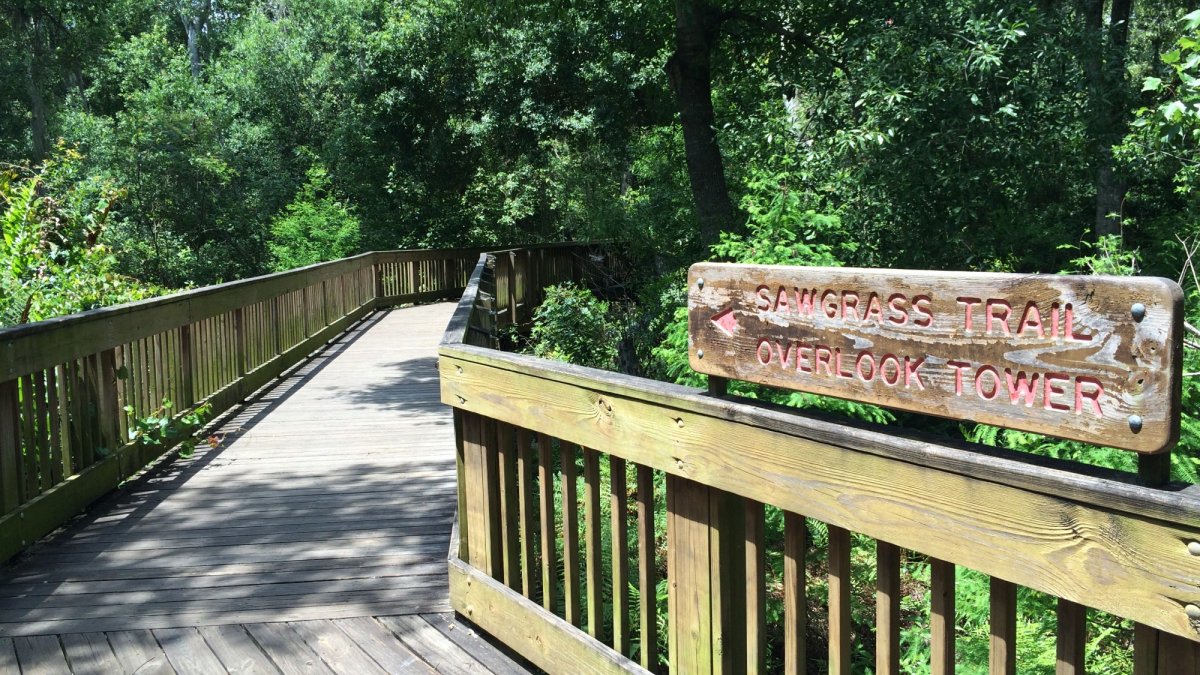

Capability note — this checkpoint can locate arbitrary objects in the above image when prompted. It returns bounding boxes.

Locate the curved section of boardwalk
[0,304,531,674]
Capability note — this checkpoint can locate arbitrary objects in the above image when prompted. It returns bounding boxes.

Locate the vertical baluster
[462,412,500,574]
[498,423,519,588]
[155,333,168,407]
[584,447,603,638]
[784,511,807,675]
[931,558,956,675]
[537,432,557,613]
[302,286,310,337]
[97,349,119,459]
[79,356,97,469]
[877,541,902,675]
[745,499,766,675]
[453,409,469,562]
[55,365,72,477]
[45,367,63,485]
[517,428,537,598]
[20,375,39,497]
[180,325,194,408]
[636,463,657,670]
[610,455,630,655]
[0,379,22,514]
[32,371,50,490]
[234,307,246,379]
[990,578,1017,675]
[145,335,158,409]
[561,443,581,625]
[828,525,852,675]
[1056,599,1086,675]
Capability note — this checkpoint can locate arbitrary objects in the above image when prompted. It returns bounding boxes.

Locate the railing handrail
[439,246,1200,673]
[0,243,585,566]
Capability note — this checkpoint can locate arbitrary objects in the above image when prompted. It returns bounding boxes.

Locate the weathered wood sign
[688,264,1184,453]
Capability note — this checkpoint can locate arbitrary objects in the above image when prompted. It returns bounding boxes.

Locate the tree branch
[720,9,849,75]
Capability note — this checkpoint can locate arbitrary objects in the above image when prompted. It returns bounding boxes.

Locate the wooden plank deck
[0,304,534,674]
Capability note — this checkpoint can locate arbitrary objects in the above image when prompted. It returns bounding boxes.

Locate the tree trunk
[16,9,49,162]
[667,0,737,248]
[1080,0,1135,239]
[180,0,212,79]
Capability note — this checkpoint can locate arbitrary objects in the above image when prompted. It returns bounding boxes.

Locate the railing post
[233,308,246,378]
[667,474,746,674]
[97,349,120,457]
[373,256,384,303]
[180,325,194,408]
[0,379,21,515]
[1133,452,1200,673]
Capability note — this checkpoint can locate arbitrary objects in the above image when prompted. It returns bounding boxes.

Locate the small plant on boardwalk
[125,398,218,459]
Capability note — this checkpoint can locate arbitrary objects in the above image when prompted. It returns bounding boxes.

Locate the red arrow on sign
[710,307,738,336]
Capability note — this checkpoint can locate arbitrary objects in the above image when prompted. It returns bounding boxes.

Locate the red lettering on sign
[1064,304,1092,342]
[948,360,971,395]
[1018,302,1045,338]
[815,346,833,376]
[1074,376,1104,417]
[863,293,884,324]
[841,291,860,322]
[880,354,901,386]
[1050,303,1061,339]
[975,365,1000,400]
[1043,373,1070,411]
[797,345,812,373]
[822,291,838,319]
[1005,370,1040,406]
[986,299,1013,336]
[913,295,933,327]
[774,341,794,368]
[855,351,876,380]
[756,339,772,365]
[834,349,854,380]
[905,356,926,390]
[796,289,817,317]
[756,285,771,311]
[887,294,908,325]
[957,297,982,332]
[775,287,790,313]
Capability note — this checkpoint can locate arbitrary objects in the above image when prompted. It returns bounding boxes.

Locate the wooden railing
[440,249,1200,674]
[0,245,588,565]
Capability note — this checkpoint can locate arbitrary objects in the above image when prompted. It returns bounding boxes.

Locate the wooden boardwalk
[0,304,532,673]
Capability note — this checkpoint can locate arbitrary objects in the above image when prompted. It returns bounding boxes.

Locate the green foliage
[528,283,622,370]
[269,163,361,271]
[123,398,217,459]
[651,204,895,425]
[1,152,158,327]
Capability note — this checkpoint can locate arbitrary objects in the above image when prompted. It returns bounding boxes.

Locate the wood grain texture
[688,263,1184,452]
[745,499,766,675]
[930,558,955,675]
[439,350,1200,640]
[990,578,1017,675]
[783,511,806,675]
[449,556,650,675]
[1055,599,1085,675]
[0,305,459,642]
[876,541,901,675]
[562,444,582,626]
[828,525,852,675]
[538,433,558,614]
[667,475,714,675]
[584,448,603,640]
[610,456,630,657]
[636,463,657,671]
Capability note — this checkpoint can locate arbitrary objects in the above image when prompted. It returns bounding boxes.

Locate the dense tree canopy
[0,0,1192,289]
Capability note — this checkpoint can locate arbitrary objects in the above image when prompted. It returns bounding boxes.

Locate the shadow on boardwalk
[0,304,534,674]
